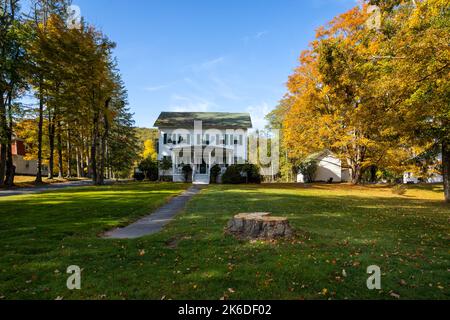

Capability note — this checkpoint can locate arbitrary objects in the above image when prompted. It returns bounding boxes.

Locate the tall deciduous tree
[0,0,28,187]
[372,0,450,201]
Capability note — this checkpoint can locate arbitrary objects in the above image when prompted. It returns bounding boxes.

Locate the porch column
[208,150,212,174]
[172,152,176,176]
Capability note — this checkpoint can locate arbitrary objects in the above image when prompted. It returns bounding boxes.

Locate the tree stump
[226,212,294,240]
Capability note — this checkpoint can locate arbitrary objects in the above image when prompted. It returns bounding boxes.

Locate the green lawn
[0,183,448,300]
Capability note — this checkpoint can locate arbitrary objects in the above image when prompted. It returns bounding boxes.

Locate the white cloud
[144,84,172,92]
[169,94,216,113]
[242,31,269,44]
[184,56,226,73]
[247,102,271,130]
[200,56,225,69]
[184,75,241,102]
[255,31,268,39]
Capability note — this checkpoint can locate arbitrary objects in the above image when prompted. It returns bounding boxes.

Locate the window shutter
[163,134,167,144]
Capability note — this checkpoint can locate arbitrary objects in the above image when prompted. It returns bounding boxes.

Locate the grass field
[0,182,448,300]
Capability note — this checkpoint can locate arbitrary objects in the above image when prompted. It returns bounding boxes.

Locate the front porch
[169,145,234,184]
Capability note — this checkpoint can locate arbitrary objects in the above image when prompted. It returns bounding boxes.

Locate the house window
[239,135,243,146]
[163,134,168,144]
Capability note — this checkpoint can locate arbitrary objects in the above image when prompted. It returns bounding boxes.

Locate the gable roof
[154,112,253,129]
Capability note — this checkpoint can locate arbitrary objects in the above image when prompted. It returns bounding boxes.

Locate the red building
[11,138,26,157]
[0,138,45,176]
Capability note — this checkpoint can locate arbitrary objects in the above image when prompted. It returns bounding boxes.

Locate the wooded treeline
[269,0,450,202]
[0,0,140,187]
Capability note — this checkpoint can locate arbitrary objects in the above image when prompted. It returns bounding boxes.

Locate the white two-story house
[154,112,253,184]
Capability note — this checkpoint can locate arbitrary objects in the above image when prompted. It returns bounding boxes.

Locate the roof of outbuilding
[154,112,253,129]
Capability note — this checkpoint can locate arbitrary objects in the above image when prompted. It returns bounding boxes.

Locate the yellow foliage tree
[283,4,408,184]
[142,139,157,161]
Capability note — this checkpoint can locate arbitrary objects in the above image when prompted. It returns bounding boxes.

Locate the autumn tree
[0,0,28,187]
[371,0,450,201]
[282,5,401,184]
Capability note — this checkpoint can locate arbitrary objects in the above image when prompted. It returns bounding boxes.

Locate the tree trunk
[80,144,85,177]
[0,94,6,186]
[349,161,363,185]
[5,94,14,187]
[0,142,5,186]
[48,109,55,180]
[85,153,90,178]
[91,109,99,184]
[443,139,450,203]
[5,135,14,187]
[226,213,294,240]
[57,121,63,179]
[97,98,111,185]
[35,81,44,184]
[75,147,81,178]
[66,126,72,178]
[48,116,55,179]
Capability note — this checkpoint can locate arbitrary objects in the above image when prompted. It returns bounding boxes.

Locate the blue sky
[71,0,357,129]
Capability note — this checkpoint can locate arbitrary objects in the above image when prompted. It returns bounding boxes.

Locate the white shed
[297,151,345,183]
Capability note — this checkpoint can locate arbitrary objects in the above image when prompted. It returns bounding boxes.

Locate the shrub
[159,157,172,171]
[133,172,145,181]
[392,184,408,196]
[159,176,173,182]
[298,160,318,183]
[222,165,244,184]
[239,164,262,184]
[138,157,158,181]
[210,164,222,184]
[222,164,261,184]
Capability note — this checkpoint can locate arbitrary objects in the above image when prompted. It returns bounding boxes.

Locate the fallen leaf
[55,296,64,300]
[228,288,235,294]
[390,292,400,299]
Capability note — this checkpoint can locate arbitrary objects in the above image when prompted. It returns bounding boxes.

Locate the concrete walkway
[0,180,103,197]
[103,185,203,239]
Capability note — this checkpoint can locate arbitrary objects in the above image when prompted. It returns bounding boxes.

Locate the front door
[198,160,207,174]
